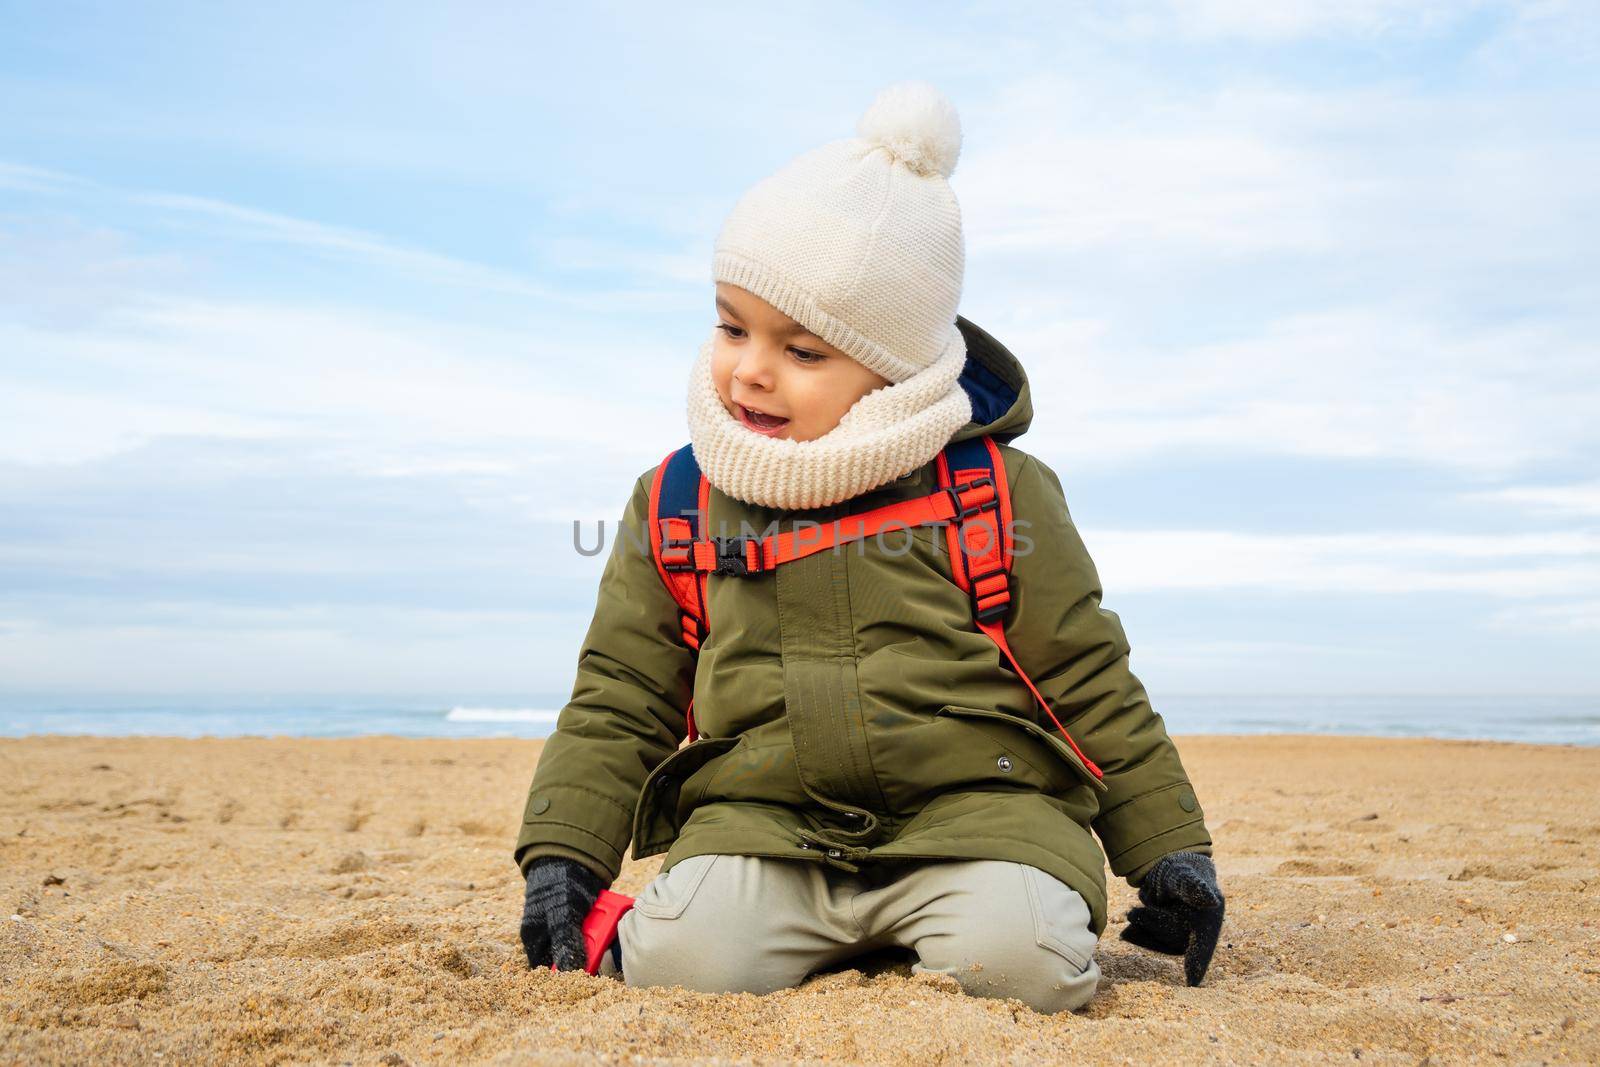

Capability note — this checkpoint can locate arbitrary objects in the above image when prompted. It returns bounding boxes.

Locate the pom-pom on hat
[712,81,966,384]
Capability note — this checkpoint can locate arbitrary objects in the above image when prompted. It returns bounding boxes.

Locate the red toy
[550,888,635,975]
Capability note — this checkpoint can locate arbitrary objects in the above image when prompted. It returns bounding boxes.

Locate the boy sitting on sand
[513,82,1224,1014]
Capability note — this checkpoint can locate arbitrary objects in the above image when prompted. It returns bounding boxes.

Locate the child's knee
[618,853,818,995]
[912,863,1102,1014]
[917,927,1100,1014]
[619,854,735,991]
[622,918,796,995]
[995,945,1101,1015]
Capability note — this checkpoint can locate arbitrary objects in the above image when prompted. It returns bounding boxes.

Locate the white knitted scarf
[685,329,974,511]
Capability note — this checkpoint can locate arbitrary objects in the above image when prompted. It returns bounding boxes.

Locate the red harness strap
[648,457,712,740]
[935,441,1103,778]
[658,476,988,577]
[648,437,1103,780]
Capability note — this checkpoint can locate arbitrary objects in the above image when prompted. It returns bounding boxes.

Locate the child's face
[711,283,891,442]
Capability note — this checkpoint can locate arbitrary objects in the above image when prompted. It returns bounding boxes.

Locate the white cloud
[0,601,589,693]
[136,191,548,286]
[2,171,703,320]
[0,218,191,329]
[1462,480,1600,517]
[946,62,1597,478]
[1009,306,1599,475]
[0,382,292,467]
[960,67,1597,267]
[0,294,687,473]
[1482,598,1600,632]
[0,161,87,194]
[1092,0,1483,41]
[1139,638,1376,659]
[962,101,1351,256]
[1083,526,1600,596]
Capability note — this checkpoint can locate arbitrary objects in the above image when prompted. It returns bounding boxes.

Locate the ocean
[1,692,1596,745]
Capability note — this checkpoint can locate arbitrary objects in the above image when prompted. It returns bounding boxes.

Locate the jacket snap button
[996,756,1013,773]
[529,796,550,815]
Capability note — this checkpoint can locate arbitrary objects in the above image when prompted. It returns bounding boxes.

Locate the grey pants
[612,853,1101,1014]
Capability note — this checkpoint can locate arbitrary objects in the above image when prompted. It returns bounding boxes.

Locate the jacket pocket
[632,735,741,857]
[937,704,1108,794]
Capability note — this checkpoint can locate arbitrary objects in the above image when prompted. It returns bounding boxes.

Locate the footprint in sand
[276,918,420,959]
[1273,858,1373,877]
[35,960,170,1005]
[429,944,477,978]
[328,850,372,874]
[1448,861,1533,882]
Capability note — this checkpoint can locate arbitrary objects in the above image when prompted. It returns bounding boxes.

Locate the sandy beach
[1,733,1596,1065]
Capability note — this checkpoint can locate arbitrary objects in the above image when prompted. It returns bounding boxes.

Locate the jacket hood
[948,315,1032,444]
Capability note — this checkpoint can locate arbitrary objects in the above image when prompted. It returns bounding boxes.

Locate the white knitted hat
[712,81,966,383]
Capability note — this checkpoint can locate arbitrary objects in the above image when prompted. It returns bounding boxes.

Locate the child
[515,82,1223,1014]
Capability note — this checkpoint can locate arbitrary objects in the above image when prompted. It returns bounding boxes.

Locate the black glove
[520,856,605,971]
[1119,850,1225,986]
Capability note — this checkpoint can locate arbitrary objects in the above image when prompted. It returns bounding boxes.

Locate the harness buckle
[712,535,756,577]
[973,595,1011,622]
[966,562,1011,622]
[945,476,997,521]
[659,534,697,572]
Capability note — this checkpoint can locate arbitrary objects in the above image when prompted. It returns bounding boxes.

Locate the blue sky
[1,0,1596,705]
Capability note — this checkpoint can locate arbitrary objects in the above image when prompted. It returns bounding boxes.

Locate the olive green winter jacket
[512,317,1212,935]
